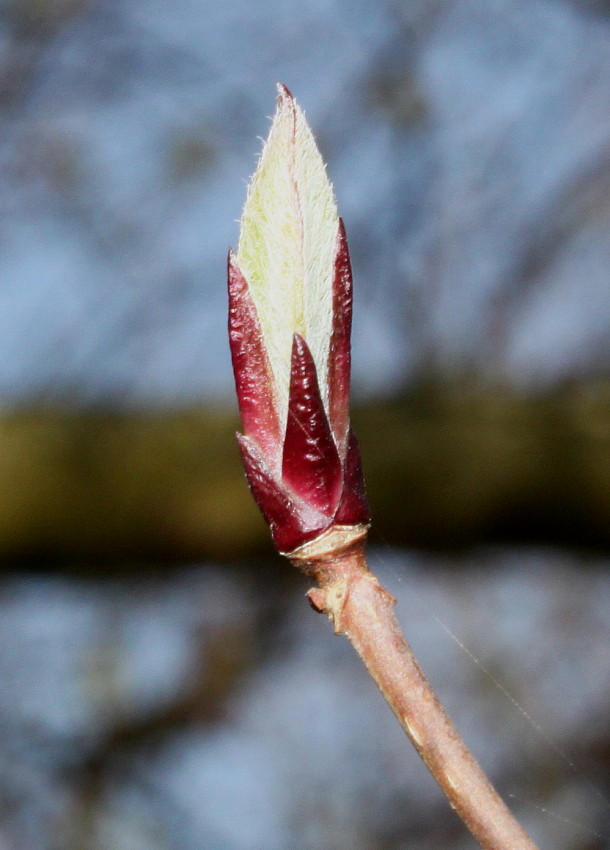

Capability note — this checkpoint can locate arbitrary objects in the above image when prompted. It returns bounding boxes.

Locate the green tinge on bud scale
[228,84,370,554]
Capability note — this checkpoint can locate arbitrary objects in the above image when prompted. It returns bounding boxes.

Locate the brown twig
[289,526,540,850]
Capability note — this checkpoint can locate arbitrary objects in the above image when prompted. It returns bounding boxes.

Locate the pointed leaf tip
[276,82,294,102]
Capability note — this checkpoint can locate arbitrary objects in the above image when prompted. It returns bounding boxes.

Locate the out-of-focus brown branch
[0,382,608,565]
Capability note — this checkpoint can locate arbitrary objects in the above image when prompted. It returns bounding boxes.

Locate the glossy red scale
[237,434,329,553]
[228,252,282,464]
[327,218,353,456]
[282,335,343,517]
[333,430,371,526]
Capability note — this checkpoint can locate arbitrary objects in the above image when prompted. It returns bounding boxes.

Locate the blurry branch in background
[227,84,540,850]
[0,0,89,107]
[0,383,608,565]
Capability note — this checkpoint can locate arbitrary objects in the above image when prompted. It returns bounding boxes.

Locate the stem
[289,532,540,850]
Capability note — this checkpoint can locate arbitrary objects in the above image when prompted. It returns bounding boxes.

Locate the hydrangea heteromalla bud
[228,84,370,554]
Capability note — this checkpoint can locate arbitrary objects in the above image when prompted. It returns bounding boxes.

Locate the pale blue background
[1,0,609,405]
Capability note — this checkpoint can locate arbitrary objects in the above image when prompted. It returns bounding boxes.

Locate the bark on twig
[289,527,540,850]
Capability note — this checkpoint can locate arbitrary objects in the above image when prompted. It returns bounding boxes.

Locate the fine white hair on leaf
[236,85,338,432]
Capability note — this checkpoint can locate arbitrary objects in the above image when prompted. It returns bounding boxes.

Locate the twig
[289,526,540,850]
[229,85,540,850]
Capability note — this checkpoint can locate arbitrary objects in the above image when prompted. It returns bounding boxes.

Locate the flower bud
[228,84,370,554]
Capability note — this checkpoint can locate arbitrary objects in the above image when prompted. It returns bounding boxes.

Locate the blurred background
[0,0,609,848]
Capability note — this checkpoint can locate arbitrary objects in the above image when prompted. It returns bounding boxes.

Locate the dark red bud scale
[228,252,282,464]
[327,218,353,456]
[333,430,370,526]
[282,334,343,516]
[237,434,330,552]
